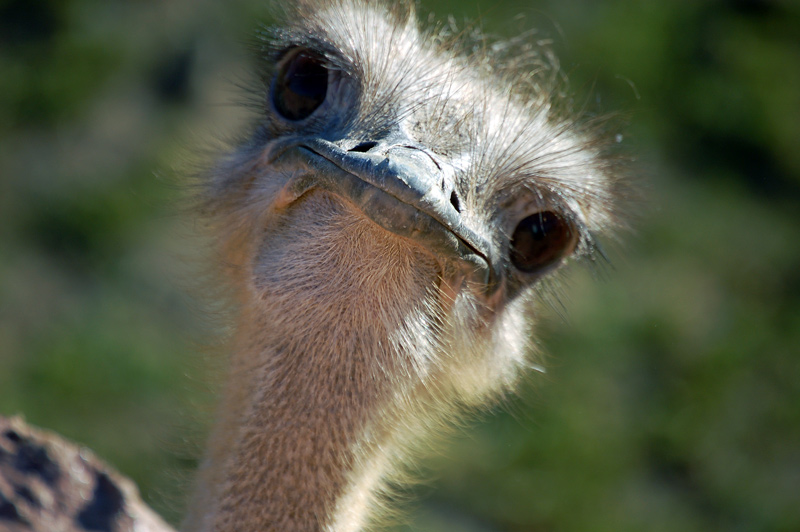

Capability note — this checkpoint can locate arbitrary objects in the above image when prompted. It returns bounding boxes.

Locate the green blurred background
[1,0,798,530]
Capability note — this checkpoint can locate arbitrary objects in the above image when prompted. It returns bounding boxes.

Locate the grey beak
[272,137,498,289]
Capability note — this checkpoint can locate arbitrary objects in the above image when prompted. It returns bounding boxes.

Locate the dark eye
[272,49,329,121]
[509,211,576,274]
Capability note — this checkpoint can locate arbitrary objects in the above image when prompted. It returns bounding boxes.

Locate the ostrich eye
[509,211,576,274]
[272,49,329,121]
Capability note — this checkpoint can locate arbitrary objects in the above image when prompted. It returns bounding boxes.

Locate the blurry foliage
[1,0,798,531]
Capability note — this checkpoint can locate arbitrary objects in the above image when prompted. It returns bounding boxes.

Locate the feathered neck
[184,196,451,532]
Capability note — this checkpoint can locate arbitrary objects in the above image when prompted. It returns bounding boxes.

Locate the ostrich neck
[205,330,390,532]
[185,199,443,532]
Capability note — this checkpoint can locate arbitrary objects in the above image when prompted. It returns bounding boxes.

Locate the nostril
[349,141,378,153]
[450,190,461,213]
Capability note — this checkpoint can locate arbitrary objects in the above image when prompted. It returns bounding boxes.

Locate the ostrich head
[186,1,622,531]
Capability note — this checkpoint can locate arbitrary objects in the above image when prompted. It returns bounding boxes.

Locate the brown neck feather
[185,196,444,532]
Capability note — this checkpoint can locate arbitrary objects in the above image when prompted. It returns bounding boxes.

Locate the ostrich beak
[271,137,499,290]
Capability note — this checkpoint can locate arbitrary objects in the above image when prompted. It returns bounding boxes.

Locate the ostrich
[0,1,622,531]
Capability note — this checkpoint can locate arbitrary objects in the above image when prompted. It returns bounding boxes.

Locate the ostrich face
[206,1,618,400]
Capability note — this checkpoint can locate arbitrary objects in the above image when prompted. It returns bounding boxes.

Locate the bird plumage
[0,2,623,532]
[189,1,622,531]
